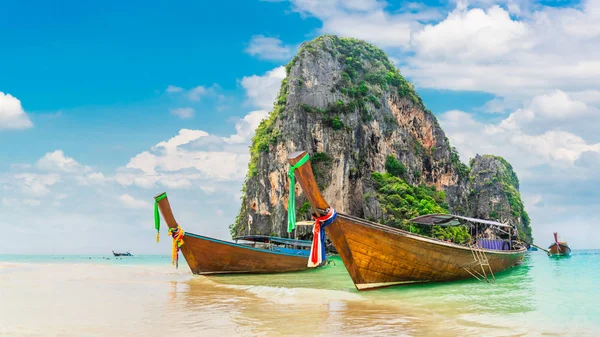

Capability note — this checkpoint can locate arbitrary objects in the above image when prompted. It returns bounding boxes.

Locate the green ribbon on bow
[154,193,167,242]
[287,153,310,233]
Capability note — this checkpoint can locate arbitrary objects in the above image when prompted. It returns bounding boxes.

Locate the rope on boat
[154,193,168,242]
[168,225,185,268]
[308,208,337,268]
[287,153,310,233]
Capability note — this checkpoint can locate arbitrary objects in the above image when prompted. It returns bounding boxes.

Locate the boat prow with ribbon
[287,150,527,291]
[153,192,320,274]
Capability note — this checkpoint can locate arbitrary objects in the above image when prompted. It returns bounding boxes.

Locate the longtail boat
[288,151,527,290]
[548,232,571,257]
[112,250,132,257]
[154,192,316,274]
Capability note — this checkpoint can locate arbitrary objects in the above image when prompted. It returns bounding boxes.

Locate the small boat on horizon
[288,150,527,291]
[112,250,132,257]
[548,232,571,257]
[153,192,324,275]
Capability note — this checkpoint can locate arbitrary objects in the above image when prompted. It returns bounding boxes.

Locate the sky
[1,0,599,253]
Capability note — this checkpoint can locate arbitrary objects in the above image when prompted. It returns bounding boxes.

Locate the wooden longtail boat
[154,192,315,275]
[548,232,571,257]
[112,250,132,257]
[288,151,527,290]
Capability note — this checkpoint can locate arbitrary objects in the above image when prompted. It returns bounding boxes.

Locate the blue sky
[2,0,600,253]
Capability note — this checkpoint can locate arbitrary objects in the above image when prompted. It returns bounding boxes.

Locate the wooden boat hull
[327,213,525,289]
[154,192,312,275]
[287,150,526,290]
[178,232,312,275]
[548,243,571,257]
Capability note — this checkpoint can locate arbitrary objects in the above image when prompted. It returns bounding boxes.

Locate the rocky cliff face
[231,35,532,242]
[468,155,532,240]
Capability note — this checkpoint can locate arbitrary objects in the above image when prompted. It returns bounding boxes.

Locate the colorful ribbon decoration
[168,225,185,268]
[287,153,310,233]
[154,193,167,242]
[308,208,337,268]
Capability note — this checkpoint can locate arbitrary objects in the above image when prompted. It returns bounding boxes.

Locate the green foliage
[329,116,344,130]
[368,95,382,109]
[297,201,311,218]
[432,225,471,244]
[358,81,369,96]
[311,152,333,190]
[371,172,449,233]
[385,155,407,178]
[413,170,422,179]
[450,146,469,179]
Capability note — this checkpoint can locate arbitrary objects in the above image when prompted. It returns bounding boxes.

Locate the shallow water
[1,251,598,336]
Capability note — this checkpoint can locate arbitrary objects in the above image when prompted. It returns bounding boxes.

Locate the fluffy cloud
[0,92,33,130]
[170,107,195,119]
[36,150,90,173]
[12,173,61,197]
[222,110,269,144]
[118,66,284,190]
[240,66,286,110]
[166,85,183,93]
[438,89,600,246]
[118,194,151,209]
[245,35,295,61]
[285,0,600,100]
[406,2,600,97]
[165,84,220,101]
[290,0,435,48]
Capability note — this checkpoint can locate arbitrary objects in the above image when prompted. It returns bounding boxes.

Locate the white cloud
[126,151,158,174]
[439,89,600,173]
[155,129,210,150]
[13,173,61,197]
[0,92,33,130]
[165,84,219,101]
[284,0,600,99]
[118,65,283,190]
[188,86,210,101]
[222,110,269,144]
[405,2,600,96]
[290,0,432,48]
[245,35,295,61]
[166,85,184,93]
[240,66,286,110]
[528,90,590,119]
[412,5,529,62]
[118,194,151,209]
[36,150,90,173]
[170,107,195,119]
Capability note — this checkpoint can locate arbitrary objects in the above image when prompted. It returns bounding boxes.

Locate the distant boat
[288,150,527,290]
[112,250,132,257]
[154,192,324,274]
[548,232,571,257]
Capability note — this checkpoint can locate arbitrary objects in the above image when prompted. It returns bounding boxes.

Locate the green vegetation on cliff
[370,171,470,243]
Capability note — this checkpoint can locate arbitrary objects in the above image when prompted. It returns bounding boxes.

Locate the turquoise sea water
[1,250,599,336]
